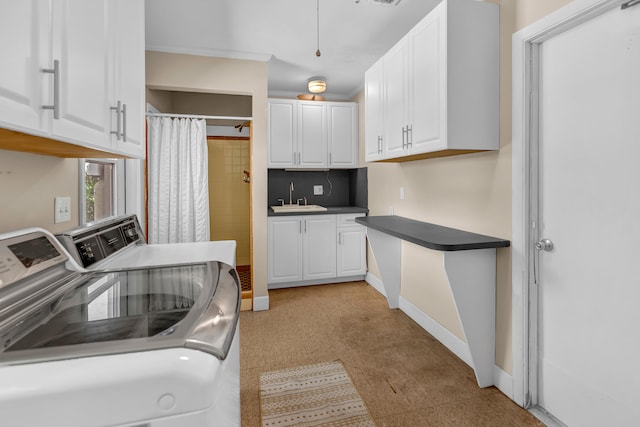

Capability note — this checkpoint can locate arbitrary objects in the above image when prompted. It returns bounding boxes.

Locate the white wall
[0,150,79,234]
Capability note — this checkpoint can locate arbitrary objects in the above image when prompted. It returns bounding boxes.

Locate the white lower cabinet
[302,215,337,280]
[268,214,366,286]
[267,216,303,284]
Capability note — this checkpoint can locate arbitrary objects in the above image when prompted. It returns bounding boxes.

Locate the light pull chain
[316,0,321,57]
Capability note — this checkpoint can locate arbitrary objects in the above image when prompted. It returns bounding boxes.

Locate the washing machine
[0,227,241,426]
[55,215,237,270]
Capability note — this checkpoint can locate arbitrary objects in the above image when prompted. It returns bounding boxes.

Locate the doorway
[207,130,253,310]
[513,0,640,425]
[145,91,254,309]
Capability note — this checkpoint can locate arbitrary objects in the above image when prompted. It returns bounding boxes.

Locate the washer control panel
[0,231,67,288]
[56,215,144,268]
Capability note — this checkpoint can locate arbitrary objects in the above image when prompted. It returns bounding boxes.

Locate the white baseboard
[399,296,473,367]
[493,365,513,399]
[365,272,386,296]
[253,295,269,311]
[366,273,514,395]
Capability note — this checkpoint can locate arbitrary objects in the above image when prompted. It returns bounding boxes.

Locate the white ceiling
[145,0,441,100]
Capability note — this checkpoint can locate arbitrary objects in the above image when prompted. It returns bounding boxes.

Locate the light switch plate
[314,185,323,195]
[54,196,71,223]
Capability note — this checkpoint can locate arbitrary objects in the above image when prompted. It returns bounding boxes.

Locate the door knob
[535,239,554,252]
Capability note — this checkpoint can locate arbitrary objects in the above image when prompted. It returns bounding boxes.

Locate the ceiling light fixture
[308,78,327,93]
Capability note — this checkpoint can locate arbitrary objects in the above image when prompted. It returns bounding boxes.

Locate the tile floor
[239,281,544,426]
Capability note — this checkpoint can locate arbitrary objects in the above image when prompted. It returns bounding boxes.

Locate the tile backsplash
[267,168,367,208]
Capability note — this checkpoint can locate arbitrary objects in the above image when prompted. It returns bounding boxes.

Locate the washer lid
[0,261,240,365]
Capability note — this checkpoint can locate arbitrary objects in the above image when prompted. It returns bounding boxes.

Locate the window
[79,159,125,224]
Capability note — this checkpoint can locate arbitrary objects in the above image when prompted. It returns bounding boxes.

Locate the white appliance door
[536,4,640,425]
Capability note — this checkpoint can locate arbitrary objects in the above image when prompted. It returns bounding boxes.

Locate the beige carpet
[259,360,375,427]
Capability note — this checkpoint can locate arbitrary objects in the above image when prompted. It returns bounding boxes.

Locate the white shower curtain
[147,117,210,244]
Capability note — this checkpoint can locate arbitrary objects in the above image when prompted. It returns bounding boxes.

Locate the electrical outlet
[314,185,323,195]
[54,196,71,223]
[400,186,405,200]
[389,206,394,215]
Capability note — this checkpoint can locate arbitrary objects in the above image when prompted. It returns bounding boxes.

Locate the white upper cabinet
[382,38,409,159]
[407,6,445,154]
[327,102,358,168]
[268,99,298,168]
[364,0,499,162]
[108,0,145,158]
[0,0,145,159]
[298,101,327,168]
[364,58,384,162]
[0,1,49,132]
[268,99,358,169]
[50,0,111,149]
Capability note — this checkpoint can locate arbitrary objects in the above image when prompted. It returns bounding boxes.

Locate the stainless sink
[271,204,327,213]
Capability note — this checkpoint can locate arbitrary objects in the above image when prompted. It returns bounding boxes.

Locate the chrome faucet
[289,181,294,205]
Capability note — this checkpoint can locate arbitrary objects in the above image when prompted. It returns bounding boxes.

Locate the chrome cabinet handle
[338,231,342,245]
[122,103,127,142]
[377,136,382,154]
[329,152,332,165]
[111,100,122,140]
[41,59,60,119]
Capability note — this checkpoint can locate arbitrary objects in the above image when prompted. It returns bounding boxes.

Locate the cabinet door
[337,226,366,277]
[50,0,111,150]
[268,99,297,168]
[364,58,384,162]
[268,217,303,284]
[298,101,326,168]
[302,215,336,280]
[0,1,50,134]
[327,102,358,168]
[109,0,145,159]
[408,5,446,155]
[383,38,409,158]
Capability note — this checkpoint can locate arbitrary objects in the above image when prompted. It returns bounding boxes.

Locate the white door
[535,5,640,425]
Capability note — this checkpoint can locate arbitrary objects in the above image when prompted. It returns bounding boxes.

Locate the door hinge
[622,0,640,10]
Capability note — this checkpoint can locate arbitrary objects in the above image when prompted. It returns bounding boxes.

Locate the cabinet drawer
[337,213,366,227]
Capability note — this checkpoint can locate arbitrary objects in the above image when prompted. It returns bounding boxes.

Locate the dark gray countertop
[356,215,510,251]
[268,206,369,216]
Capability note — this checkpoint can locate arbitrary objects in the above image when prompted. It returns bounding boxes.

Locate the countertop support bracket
[366,228,401,309]
[443,249,496,388]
